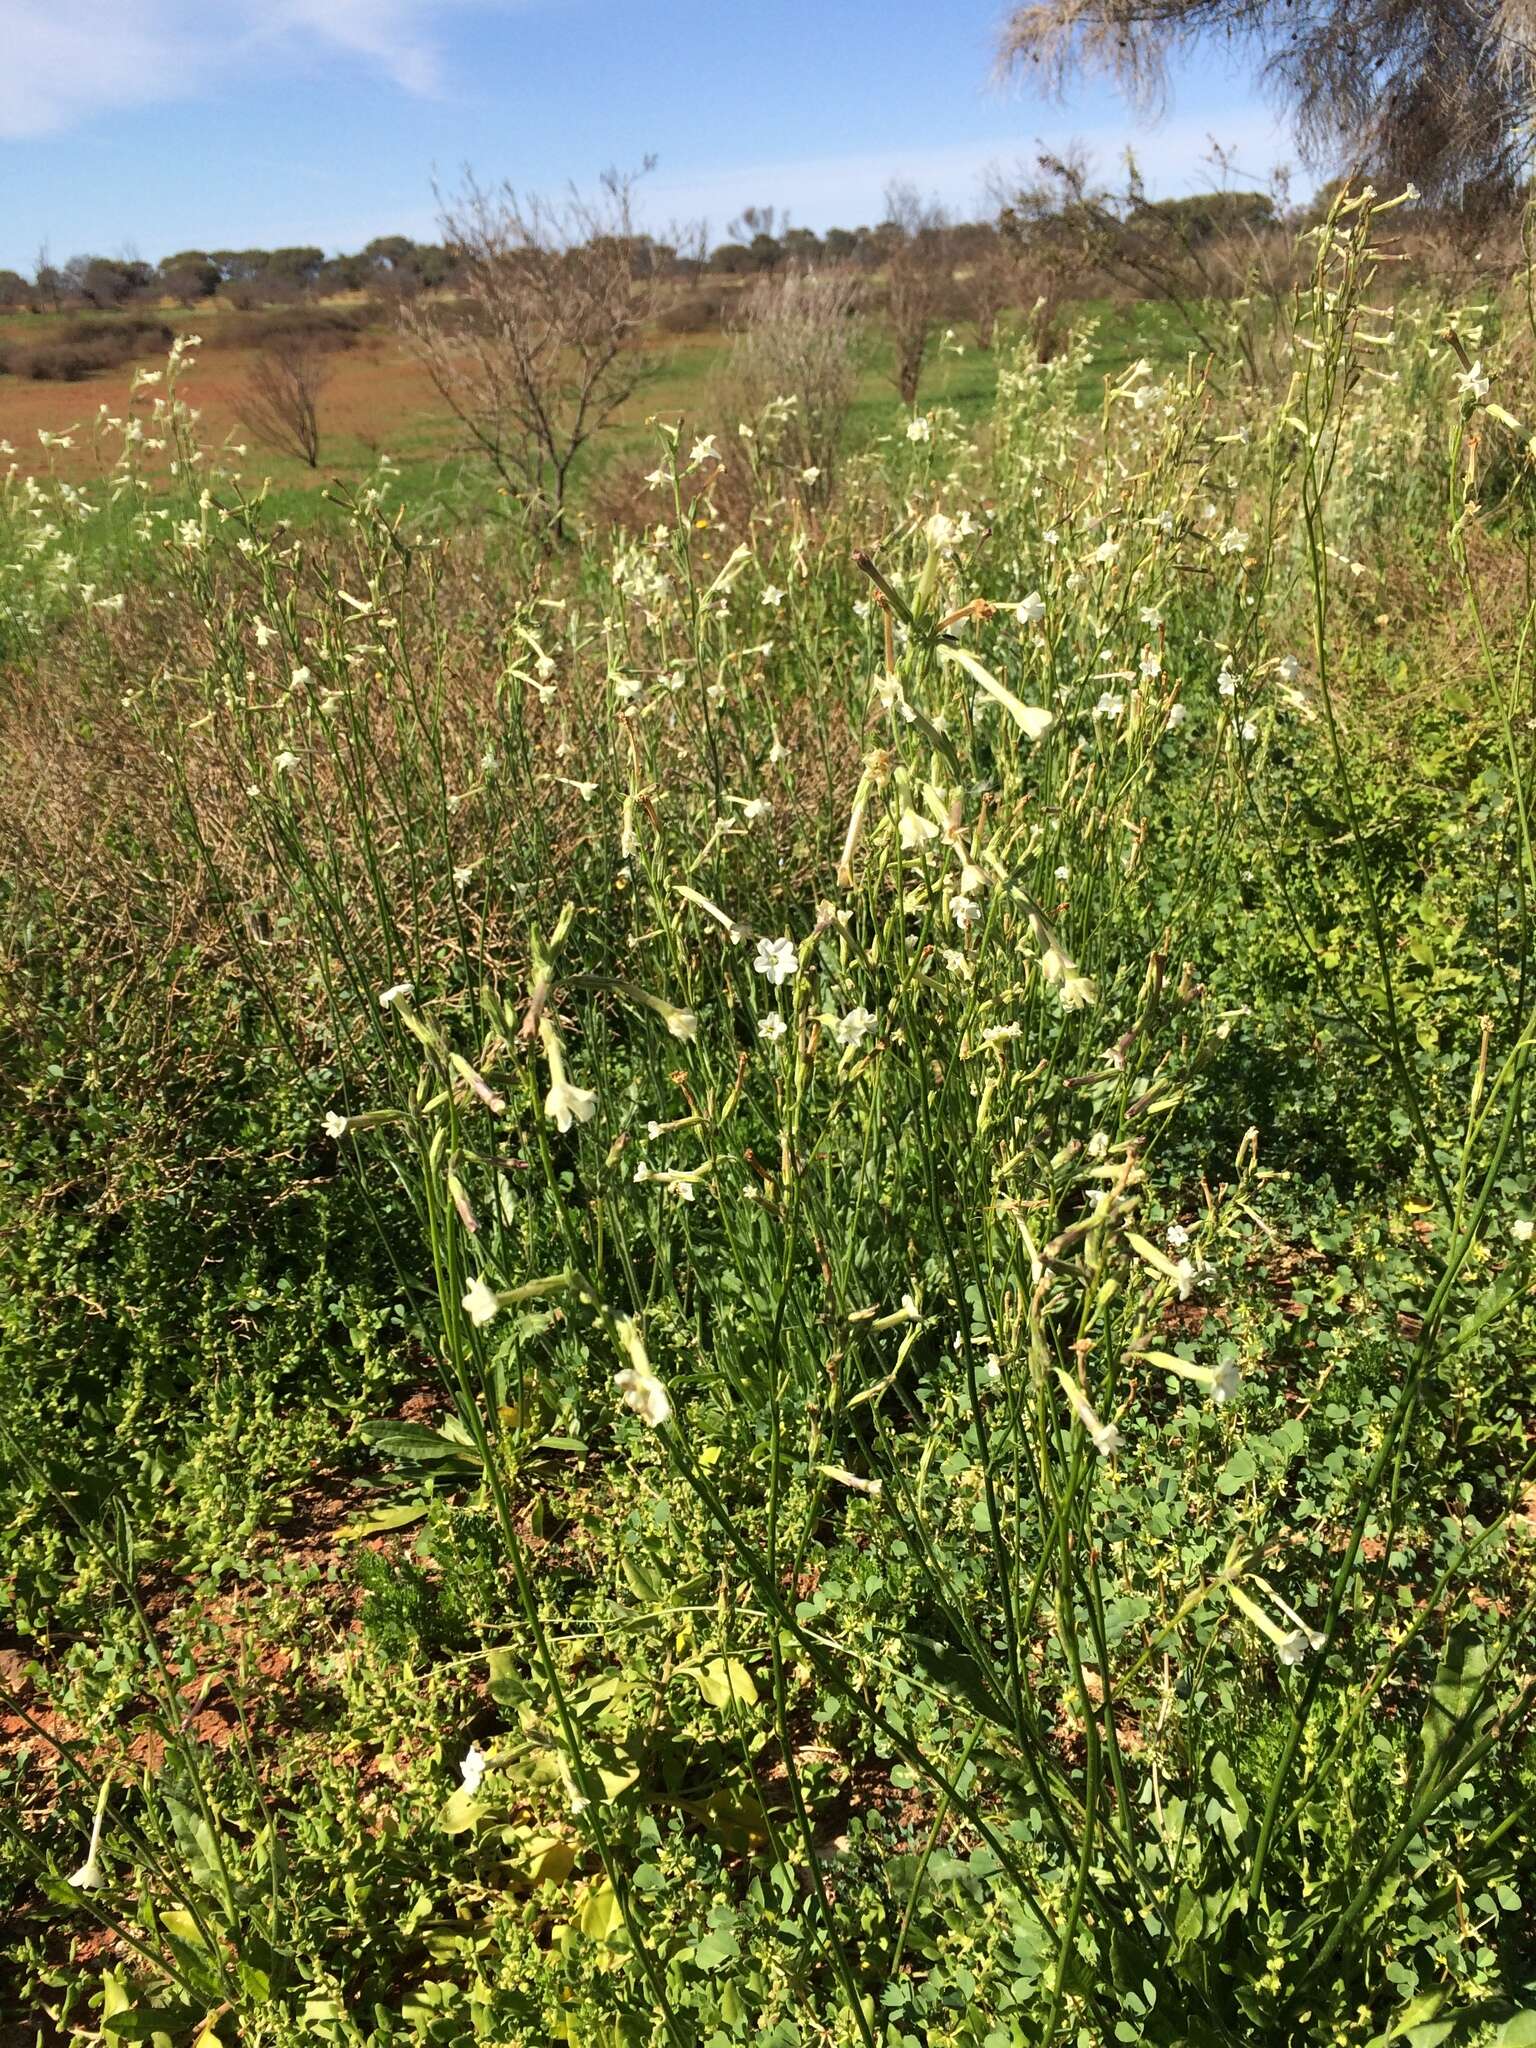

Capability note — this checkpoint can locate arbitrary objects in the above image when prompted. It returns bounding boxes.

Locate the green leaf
[1216,1445,1258,1495]
[438,1788,486,1836]
[337,1498,430,1539]
[1416,1624,1490,1788]
[1494,2015,1536,2047]
[696,1657,758,1709]
[487,1647,522,1705]
[577,1876,625,1944]
[357,1419,481,1467]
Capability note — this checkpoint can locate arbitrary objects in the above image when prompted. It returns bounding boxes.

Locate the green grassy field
[2,209,1534,2047]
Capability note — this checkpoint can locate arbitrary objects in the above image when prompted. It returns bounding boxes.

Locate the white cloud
[0,0,522,139]
[638,109,1299,241]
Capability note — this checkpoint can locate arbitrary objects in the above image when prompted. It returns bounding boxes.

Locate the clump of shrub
[1,314,173,381]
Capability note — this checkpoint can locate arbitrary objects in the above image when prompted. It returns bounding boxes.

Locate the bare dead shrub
[402,169,663,540]
[882,183,952,407]
[243,336,333,468]
[725,267,867,495]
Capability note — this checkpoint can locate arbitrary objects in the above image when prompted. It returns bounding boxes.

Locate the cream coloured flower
[615,1364,672,1428]
[758,1012,788,1043]
[460,1742,487,1793]
[906,415,932,443]
[378,981,414,1009]
[323,1111,349,1139]
[753,935,800,986]
[833,1005,877,1049]
[545,1077,598,1133]
[1016,590,1045,625]
[898,807,940,851]
[462,1276,501,1328]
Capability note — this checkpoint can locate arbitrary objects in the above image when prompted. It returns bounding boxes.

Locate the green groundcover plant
[1,187,1534,2046]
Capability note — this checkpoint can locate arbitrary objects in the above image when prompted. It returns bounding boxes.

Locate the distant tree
[263,246,326,291]
[403,168,666,541]
[0,269,29,309]
[996,0,1536,213]
[159,250,220,302]
[881,183,952,406]
[822,226,860,263]
[67,256,153,308]
[33,244,64,312]
[709,242,755,275]
[318,253,368,293]
[781,227,825,265]
[210,249,269,285]
[243,335,332,468]
[362,234,417,274]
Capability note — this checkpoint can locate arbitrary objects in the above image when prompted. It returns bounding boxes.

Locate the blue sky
[0,0,1299,273]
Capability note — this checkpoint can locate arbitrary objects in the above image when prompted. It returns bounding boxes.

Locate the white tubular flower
[323,1111,349,1140]
[274,749,299,774]
[898,807,940,851]
[539,1018,598,1134]
[545,1076,598,1133]
[612,1308,671,1425]
[925,512,960,550]
[1211,1359,1241,1404]
[1016,590,1045,625]
[1166,702,1189,730]
[758,1012,788,1043]
[648,998,699,1041]
[1054,1367,1121,1459]
[378,981,414,1009]
[1058,973,1097,1011]
[460,1742,488,1794]
[1231,1584,1323,1668]
[906,415,932,442]
[1140,1348,1241,1407]
[833,1005,877,1049]
[753,935,800,986]
[1276,653,1299,683]
[1511,1217,1532,1243]
[677,885,748,945]
[461,1276,501,1328]
[950,895,981,932]
[1456,360,1490,402]
[65,1784,110,1892]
